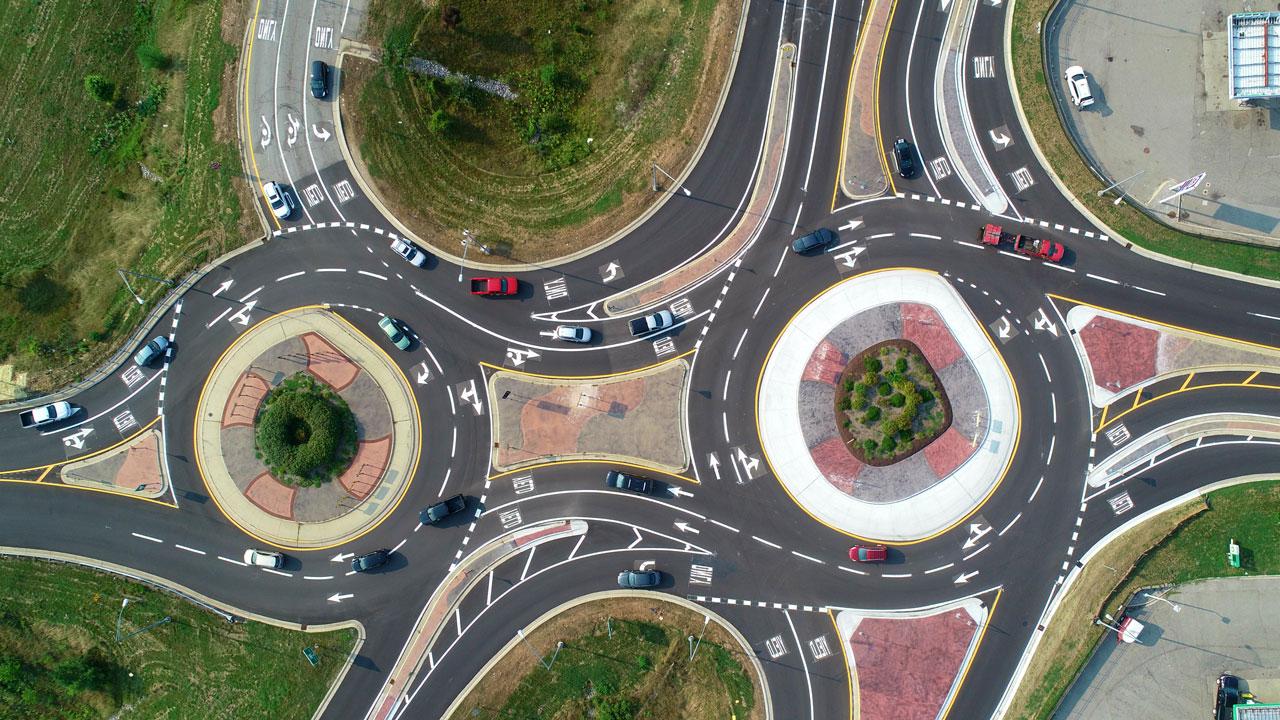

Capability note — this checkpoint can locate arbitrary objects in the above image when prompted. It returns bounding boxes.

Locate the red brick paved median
[849,609,977,720]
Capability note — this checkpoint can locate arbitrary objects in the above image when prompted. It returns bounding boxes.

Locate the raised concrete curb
[194,307,419,549]
[1088,412,1280,487]
[1004,0,1280,291]
[0,546,365,720]
[758,269,1018,542]
[438,590,773,720]
[331,0,751,272]
[838,0,893,200]
[368,520,588,720]
[60,427,168,499]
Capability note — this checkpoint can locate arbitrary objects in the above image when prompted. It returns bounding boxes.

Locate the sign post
[1157,172,1207,218]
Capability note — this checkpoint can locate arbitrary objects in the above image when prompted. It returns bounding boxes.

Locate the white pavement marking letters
[332,180,355,202]
[120,366,145,389]
[764,634,789,659]
[256,18,278,41]
[652,337,676,357]
[543,277,569,301]
[1108,492,1134,515]
[512,475,535,495]
[1105,423,1131,447]
[972,56,995,78]
[498,508,523,529]
[302,184,324,206]
[689,564,714,586]
[670,297,694,317]
[313,26,333,48]
[929,156,952,180]
[1010,167,1035,192]
[112,410,138,434]
[807,635,832,660]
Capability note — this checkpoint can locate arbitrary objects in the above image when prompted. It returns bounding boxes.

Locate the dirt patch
[447,596,764,720]
[836,339,951,466]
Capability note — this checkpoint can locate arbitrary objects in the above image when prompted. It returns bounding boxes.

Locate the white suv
[262,181,295,220]
[243,549,285,569]
[1064,65,1094,109]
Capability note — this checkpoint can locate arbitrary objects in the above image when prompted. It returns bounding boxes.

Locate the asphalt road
[2,0,1279,718]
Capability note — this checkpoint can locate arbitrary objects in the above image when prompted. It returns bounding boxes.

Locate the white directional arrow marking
[707,452,721,480]
[415,363,431,385]
[735,448,760,476]
[330,552,355,563]
[839,218,864,232]
[458,380,483,414]
[602,262,621,283]
[962,522,992,550]
[989,129,1013,148]
[228,300,258,326]
[259,115,272,148]
[1033,308,1059,336]
[954,570,979,585]
[668,486,695,499]
[674,521,701,534]
[212,279,234,298]
[286,113,301,147]
[996,316,1013,339]
[505,347,540,367]
[327,593,354,603]
[311,124,331,141]
[61,427,94,450]
[834,247,866,269]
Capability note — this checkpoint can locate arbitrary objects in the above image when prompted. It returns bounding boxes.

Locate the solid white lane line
[751,535,782,549]
[568,534,586,560]
[276,271,305,282]
[520,547,535,581]
[1086,272,1120,284]
[800,0,838,192]
[924,563,955,574]
[131,532,162,543]
[783,609,815,720]
[174,544,206,555]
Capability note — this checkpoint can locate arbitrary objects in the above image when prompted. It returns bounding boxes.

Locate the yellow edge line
[1094,403,1110,434]
[0,416,162,476]
[939,589,1003,720]
[243,0,280,231]
[1100,380,1280,431]
[873,0,901,197]
[487,458,698,486]
[0,476,178,508]
[1048,293,1280,353]
[829,608,855,720]
[753,267,1021,546]
[193,305,421,551]
[478,347,695,381]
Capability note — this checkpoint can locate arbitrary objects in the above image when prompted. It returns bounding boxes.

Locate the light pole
[458,229,491,282]
[651,163,692,196]
[1097,170,1145,205]
[115,597,171,642]
[116,268,175,305]
[1141,591,1181,613]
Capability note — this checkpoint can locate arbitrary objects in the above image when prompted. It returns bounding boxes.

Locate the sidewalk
[758,270,1018,542]
[193,308,419,549]
[603,43,796,316]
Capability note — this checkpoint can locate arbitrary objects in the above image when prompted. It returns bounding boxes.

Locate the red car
[979,223,1066,263]
[848,544,888,562]
[469,276,518,296]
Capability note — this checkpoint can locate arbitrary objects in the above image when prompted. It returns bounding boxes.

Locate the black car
[351,549,389,573]
[420,494,467,525]
[893,138,916,178]
[604,470,654,495]
[310,60,328,99]
[1216,674,1241,720]
[790,227,837,254]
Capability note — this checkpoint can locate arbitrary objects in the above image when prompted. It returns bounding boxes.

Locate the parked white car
[390,238,428,267]
[554,325,592,343]
[1064,65,1094,109]
[243,549,285,569]
[262,181,295,220]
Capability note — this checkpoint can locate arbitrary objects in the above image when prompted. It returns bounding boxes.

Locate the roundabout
[757,269,1018,542]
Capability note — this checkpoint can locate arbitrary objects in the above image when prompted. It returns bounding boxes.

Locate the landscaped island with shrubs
[835,340,951,465]
[254,372,358,486]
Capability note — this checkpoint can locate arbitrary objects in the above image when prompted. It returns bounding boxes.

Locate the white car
[1064,65,1094,109]
[390,238,428,267]
[262,181,295,220]
[554,325,592,343]
[243,549,285,569]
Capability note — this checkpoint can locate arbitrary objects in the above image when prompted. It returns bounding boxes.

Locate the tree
[84,75,113,102]
[136,43,172,71]
[441,5,461,30]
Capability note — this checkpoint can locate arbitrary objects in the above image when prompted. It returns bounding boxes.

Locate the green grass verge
[0,556,356,720]
[1009,479,1280,718]
[1011,1,1280,281]
[0,0,249,389]
[347,0,734,262]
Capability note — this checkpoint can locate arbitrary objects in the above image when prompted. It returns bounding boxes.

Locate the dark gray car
[351,549,389,572]
[420,494,466,524]
[310,60,328,99]
[617,570,661,588]
[791,228,837,254]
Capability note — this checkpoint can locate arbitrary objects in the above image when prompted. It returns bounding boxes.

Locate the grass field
[346,0,739,262]
[447,597,761,720]
[1008,480,1280,719]
[0,0,252,390]
[0,556,356,720]
[1011,0,1280,282]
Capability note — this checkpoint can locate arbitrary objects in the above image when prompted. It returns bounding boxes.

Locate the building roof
[1229,12,1280,99]
[1236,703,1280,719]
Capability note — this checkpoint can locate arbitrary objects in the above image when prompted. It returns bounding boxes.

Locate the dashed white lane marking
[1132,285,1166,296]
[276,271,305,282]
[999,512,1022,536]
[998,250,1031,261]
[751,535,782,549]
[1086,272,1120,284]
[882,573,912,578]
[837,565,868,575]
[910,233,942,240]
[316,267,347,273]
[866,232,894,239]
[131,532,162,543]
[963,542,990,561]
[344,570,358,576]
[262,568,292,577]
[392,538,407,554]
[1084,230,1096,238]
[709,519,740,533]
[1044,262,1076,273]
[219,556,248,567]
[790,550,825,565]
[357,270,387,281]
[955,240,985,249]
[174,544,206,555]
[753,288,771,319]
[924,562,955,574]
[691,596,828,613]
[1249,311,1280,321]
[304,575,335,581]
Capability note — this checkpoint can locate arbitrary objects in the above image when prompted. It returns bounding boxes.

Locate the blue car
[134,336,169,366]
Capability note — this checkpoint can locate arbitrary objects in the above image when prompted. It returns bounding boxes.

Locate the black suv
[351,549,389,573]
[310,60,328,99]
[1216,674,1241,720]
[893,138,916,178]
[420,494,467,525]
[604,470,654,495]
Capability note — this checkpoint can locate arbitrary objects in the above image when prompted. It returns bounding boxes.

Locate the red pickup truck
[469,276,519,296]
[980,224,1066,263]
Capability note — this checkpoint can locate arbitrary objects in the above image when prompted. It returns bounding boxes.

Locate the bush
[886,370,904,384]
[853,381,868,397]
[852,394,868,410]
[919,388,934,403]
[838,396,852,411]
[863,406,881,423]
[889,393,906,408]
[426,109,454,135]
[844,379,856,392]
[863,356,882,372]
[861,371,877,387]
[83,74,113,102]
[255,373,357,486]
[880,435,897,453]
[899,428,913,442]
[863,439,877,453]
[895,357,908,373]
[136,43,172,71]
[877,382,893,396]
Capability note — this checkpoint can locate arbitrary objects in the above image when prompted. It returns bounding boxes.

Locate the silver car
[262,181,295,219]
[554,325,592,343]
[243,549,285,569]
[390,238,427,267]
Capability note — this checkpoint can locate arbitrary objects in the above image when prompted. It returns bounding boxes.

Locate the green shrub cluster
[254,373,357,487]
[839,344,948,462]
